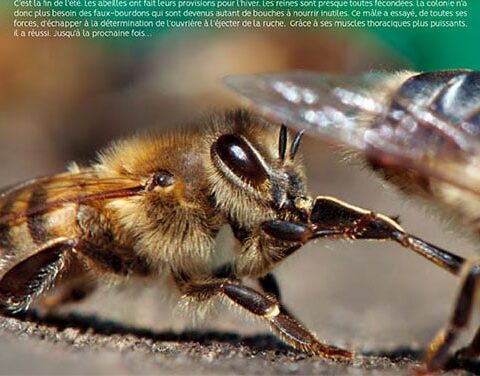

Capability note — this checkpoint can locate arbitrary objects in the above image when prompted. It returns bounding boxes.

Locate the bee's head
[209,110,311,227]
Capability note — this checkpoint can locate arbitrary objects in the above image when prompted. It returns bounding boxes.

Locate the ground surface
[0,311,415,375]
[0,310,478,375]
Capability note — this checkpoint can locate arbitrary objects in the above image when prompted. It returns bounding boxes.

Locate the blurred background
[1,2,480,374]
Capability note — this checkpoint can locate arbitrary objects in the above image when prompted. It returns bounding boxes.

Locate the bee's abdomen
[0,189,22,256]
[25,184,51,245]
[396,70,480,133]
[0,185,80,272]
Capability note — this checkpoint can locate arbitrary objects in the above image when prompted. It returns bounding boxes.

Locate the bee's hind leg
[175,274,353,360]
[0,241,74,314]
[37,269,97,312]
[424,259,480,372]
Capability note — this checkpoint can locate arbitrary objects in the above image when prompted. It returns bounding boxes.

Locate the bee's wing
[225,71,480,195]
[0,170,143,226]
[225,71,390,150]
[0,170,144,312]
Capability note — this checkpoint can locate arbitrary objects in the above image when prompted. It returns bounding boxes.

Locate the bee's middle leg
[257,272,301,320]
[175,276,353,360]
[214,263,297,323]
[214,263,283,303]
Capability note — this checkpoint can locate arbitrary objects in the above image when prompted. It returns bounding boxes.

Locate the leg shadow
[2,310,292,354]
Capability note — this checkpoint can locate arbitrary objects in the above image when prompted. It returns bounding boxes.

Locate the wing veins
[0,185,144,225]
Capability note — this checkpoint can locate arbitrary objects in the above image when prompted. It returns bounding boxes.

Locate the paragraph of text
[12,0,470,39]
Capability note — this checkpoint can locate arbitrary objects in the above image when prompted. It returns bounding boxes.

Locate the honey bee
[225,70,480,371]
[0,109,462,363]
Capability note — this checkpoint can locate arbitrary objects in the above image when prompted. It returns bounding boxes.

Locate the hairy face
[207,110,310,228]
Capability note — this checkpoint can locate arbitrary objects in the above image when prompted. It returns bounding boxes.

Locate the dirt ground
[0,140,479,375]
[0,313,428,375]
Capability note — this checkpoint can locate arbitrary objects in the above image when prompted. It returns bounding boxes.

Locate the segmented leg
[257,272,301,321]
[178,277,353,360]
[214,263,302,328]
[214,264,283,300]
[0,242,73,313]
[258,272,282,300]
[424,259,480,372]
[37,264,97,311]
[263,196,465,276]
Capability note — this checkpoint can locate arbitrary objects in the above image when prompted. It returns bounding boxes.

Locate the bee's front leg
[309,196,465,275]
[260,196,465,276]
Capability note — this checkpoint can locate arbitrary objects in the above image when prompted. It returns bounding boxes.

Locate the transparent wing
[225,71,480,194]
[226,71,389,150]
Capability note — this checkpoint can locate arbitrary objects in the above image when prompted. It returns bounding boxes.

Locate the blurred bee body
[225,69,480,371]
[0,109,464,360]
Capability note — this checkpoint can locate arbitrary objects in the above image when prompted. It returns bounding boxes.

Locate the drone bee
[225,70,480,371]
[0,109,462,362]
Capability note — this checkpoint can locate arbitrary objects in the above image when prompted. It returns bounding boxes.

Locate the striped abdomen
[0,176,81,278]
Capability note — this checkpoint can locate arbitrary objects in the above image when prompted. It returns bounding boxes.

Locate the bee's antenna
[279,124,287,163]
[290,129,305,160]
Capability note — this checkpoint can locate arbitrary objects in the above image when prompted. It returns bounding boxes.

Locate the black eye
[212,134,268,187]
[154,170,176,187]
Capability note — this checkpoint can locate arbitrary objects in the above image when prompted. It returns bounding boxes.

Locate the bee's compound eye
[213,134,268,187]
[154,170,176,187]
